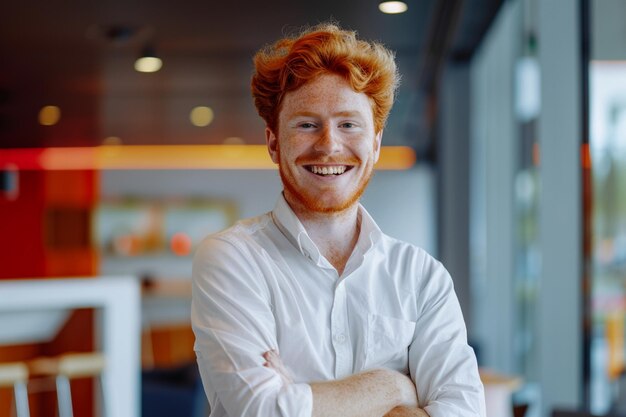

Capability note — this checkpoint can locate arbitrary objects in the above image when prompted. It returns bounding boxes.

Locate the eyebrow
[289,110,365,118]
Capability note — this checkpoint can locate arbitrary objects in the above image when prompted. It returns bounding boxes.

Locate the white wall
[100,166,437,257]
[362,167,436,254]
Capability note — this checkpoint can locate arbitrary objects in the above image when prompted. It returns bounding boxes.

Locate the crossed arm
[263,349,429,417]
[192,239,483,417]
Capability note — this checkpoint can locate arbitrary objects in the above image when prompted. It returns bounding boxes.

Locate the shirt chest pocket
[364,313,416,371]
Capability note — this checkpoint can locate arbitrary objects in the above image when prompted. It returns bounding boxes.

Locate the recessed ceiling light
[135,57,162,73]
[190,106,214,127]
[134,46,162,73]
[379,1,408,14]
[38,105,61,126]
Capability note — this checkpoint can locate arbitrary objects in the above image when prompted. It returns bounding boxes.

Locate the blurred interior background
[0,0,625,416]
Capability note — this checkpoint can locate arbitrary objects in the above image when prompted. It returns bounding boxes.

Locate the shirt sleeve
[191,235,313,417]
[409,256,486,417]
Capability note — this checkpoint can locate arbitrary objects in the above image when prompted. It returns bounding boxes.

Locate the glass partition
[589,60,626,414]
[589,1,626,413]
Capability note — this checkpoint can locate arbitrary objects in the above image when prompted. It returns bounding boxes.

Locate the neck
[285,196,361,276]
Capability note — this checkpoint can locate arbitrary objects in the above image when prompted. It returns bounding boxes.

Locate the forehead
[279,73,373,118]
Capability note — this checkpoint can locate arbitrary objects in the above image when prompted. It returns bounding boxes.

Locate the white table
[0,276,141,417]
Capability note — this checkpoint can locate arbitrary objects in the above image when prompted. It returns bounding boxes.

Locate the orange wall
[0,169,98,417]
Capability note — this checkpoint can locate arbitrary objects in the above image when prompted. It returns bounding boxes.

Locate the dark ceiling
[0,0,502,151]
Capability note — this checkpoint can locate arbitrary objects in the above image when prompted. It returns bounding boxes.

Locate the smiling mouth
[304,165,353,176]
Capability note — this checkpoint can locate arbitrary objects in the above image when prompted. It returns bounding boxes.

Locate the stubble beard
[278,154,374,214]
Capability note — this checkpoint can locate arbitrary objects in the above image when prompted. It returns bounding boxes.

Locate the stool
[0,362,30,417]
[30,352,105,417]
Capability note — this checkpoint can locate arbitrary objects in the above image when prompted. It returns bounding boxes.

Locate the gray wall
[439,64,472,327]
[592,0,626,60]
[469,0,519,374]
[537,1,582,413]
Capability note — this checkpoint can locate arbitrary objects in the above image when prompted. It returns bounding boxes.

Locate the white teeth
[310,165,347,176]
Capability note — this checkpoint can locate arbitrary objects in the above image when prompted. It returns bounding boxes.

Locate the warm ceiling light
[38,105,61,126]
[134,46,162,73]
[190,106,214,127]
[379,1,408,14]
[0,145,416,171]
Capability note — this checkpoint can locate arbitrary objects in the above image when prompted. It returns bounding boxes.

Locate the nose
[313,125,341,154]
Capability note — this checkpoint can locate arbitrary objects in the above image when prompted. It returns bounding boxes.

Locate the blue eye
[341,122,355,128]
[299,123,315,129]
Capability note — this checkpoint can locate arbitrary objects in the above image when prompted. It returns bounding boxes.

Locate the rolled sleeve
[409,258,486,417]
[192,236,313,417]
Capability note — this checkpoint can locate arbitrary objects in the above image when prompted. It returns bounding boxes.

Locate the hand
[384,406,430,417]
[263,349,294,385]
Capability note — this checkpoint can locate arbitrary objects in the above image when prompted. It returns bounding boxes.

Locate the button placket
[330,281,352,378]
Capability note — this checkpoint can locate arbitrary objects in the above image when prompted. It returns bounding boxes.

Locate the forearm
[309,368,419,417]
[263,349,426,417]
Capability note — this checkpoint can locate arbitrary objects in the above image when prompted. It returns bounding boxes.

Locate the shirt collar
[354,204,383,255]
[271,194,383,268]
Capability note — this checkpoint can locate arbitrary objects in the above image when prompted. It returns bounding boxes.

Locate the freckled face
[266,74,382,215]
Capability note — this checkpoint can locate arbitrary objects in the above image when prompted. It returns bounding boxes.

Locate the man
[192,23,485,417]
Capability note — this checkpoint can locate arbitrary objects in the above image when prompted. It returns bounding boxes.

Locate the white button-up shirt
[192,196,485,417]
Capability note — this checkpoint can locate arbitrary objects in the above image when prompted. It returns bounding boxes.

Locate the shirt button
[334,333,346,343]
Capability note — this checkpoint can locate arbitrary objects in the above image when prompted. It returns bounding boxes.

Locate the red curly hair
[251,23,399,134]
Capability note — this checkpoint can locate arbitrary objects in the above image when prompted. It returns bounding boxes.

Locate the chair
[0,361,30,417]
[29,352,105,417]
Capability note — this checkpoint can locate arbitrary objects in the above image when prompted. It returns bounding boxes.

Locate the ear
[265,127,279,164]
[373,130,383,163]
